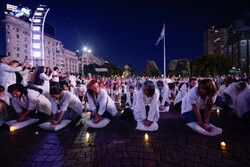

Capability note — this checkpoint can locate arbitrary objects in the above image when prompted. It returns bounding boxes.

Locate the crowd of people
[0,54,249,133]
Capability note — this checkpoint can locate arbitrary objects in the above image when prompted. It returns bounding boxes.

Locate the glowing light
[86,132,90,139]
[83,47,88,51]
[37,7,44,11]
[33,43,40,49]
[33,51,41,58]
[33,19,41,23]
[33,26,41,31]
[221,141,226,147]
[121,110,124,113]
[216,109,220,115]
[34,12,42,16]
[145,133,149,140]
[10,126,15,131]
[88,49,92,53]
[33,34,40,40]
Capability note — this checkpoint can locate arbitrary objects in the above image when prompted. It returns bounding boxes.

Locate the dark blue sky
[0,0,250,74]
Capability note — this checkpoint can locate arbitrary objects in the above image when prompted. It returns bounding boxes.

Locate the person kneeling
[50,86,84,126]
[134,80,159,131]
[86,80,118,128]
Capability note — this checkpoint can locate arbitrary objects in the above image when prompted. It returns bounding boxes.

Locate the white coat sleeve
[27,93,38,111]
[60,93,71,112]
[3,64,22,72]
[139,93,147,120]
[148,90,159,121]
[51,98,58,115]
[161,87,169,106]
[86,93,97,112]
[98,91,108,115]
[40,73,52,81]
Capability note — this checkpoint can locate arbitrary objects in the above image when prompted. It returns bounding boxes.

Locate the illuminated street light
[88,49,92,53]
[83,47,88,52]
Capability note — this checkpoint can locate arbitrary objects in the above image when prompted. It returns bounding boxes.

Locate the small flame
[145,133,149,140]
[216,109,220,114]
[86,132,90,139]
[221,141,226,147]
[10,126,15,132]
[121,110,124,113]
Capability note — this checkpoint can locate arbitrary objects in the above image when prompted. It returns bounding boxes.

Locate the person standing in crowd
[112,83,121,105]
[8,84,51,122]
[181,79,217,131]
[68,73,77,94]
[0,55,26,93]
[86,80,117,124]
[50,86,83,125]
[0,85,15,122]
[134,80,160,127]
[51,67,61,87]
[174,77,197,111]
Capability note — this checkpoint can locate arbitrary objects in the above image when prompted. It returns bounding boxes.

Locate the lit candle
[121,110,124,113]
[86,132,90,139]
[10,126,15,132]
[216,109,220,114]
[145,133,149,140]
[221,141,226,147]
[119,103,122,106]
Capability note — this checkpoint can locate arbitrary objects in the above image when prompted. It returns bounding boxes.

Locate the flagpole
[163,23,166,77]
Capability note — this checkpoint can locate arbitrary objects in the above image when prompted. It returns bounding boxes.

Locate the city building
[203,24,233,56]
[1,4,79,74]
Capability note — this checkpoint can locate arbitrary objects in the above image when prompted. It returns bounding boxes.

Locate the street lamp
[83,47,88,52]
[88,49,92,53]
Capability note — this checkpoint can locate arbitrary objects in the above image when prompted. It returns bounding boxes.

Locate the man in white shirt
[51,67,61,87]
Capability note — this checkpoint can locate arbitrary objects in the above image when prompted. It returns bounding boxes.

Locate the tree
[142,61,161,77]
[191,54,232,76]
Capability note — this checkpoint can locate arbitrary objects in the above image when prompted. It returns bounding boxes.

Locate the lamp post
[82,47,92,76]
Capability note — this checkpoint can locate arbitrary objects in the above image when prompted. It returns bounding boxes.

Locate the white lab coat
[156,84,169,106]
[0,63,22,89]
[111,89,121,104]
[181,86,216,114]
[69,75,76,87]
[224,83,243,110]
[174,83,190,105]
[87,88,118,117]
[12,89,51,115]
[51,90,84,116]
[125,90,138,110]
[134,89,160,122]
[39,73,52,93]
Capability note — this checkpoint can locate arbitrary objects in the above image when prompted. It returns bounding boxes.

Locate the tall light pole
[82,47,92,76]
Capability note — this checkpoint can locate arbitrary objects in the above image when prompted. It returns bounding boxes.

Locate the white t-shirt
[181,86,216,114]
[52,71,59,82]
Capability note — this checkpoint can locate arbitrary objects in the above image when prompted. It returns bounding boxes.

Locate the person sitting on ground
[156,80,170,112]
[134,80,160,127]
[86,80,118,124]
[0,85,15,122]
[112,83,121,105]
[8,84,51,122]
[50,86,83,125]
[181,79,217,131]
[174,77,197,111]
[75,84,87,103]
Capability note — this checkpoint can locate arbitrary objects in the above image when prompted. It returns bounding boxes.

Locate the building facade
[1,14,79,73]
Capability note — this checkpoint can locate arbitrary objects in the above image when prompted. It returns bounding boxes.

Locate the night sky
[0,0,250,74]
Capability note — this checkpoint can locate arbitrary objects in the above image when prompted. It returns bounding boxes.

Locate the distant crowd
[0,54,249,133]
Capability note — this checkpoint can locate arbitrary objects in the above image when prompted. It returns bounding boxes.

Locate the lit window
[33,43,41,49]
[7,38,10,43]
[33,51,41,58]
[33,19,41,23]
[33,34,40,40]
[37,7,44,11]
[32,26,40,31]
[34,12,42,16]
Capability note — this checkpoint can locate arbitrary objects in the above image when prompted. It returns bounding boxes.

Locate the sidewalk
[0,109,249,167]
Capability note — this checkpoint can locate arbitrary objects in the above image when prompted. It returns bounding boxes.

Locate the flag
[155,24,165,46]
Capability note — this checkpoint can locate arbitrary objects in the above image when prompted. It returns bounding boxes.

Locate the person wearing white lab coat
[8,84,51,122]
[224,81,248,112]
[39,67,52,97]
[156,80,170,112]
[134,80,160,127]
[174,78,197,110]
[181,79,217,131]
[86,80,117,124]
[235,86,250,120]
[50,86,84,125]
[0,55,26,93]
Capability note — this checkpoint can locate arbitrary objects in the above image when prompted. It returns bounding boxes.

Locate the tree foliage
[191,54,232,76]
[142,61,161,77]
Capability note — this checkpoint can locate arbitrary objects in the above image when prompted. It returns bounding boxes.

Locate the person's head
[113,83,119,91]
[62,84,69,91]
[143,80,155,97]
[156,80,164,90]
[0,55,10,65]
[50,86,63,100]
[129,85,134,93]
[0,85,5,97]
[237,81,247,92]
[198,79,217,97]
[10,60,20,67]
[54,67,59,72]
[8,84,27,98]
[87,80,100,96]
[189,77,197,88]
[168,83,175,91]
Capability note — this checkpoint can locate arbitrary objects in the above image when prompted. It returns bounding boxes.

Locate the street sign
[95,68,108,72]
[229,69,236,73]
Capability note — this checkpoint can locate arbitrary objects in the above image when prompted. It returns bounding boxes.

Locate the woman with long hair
[181,79,217,131]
